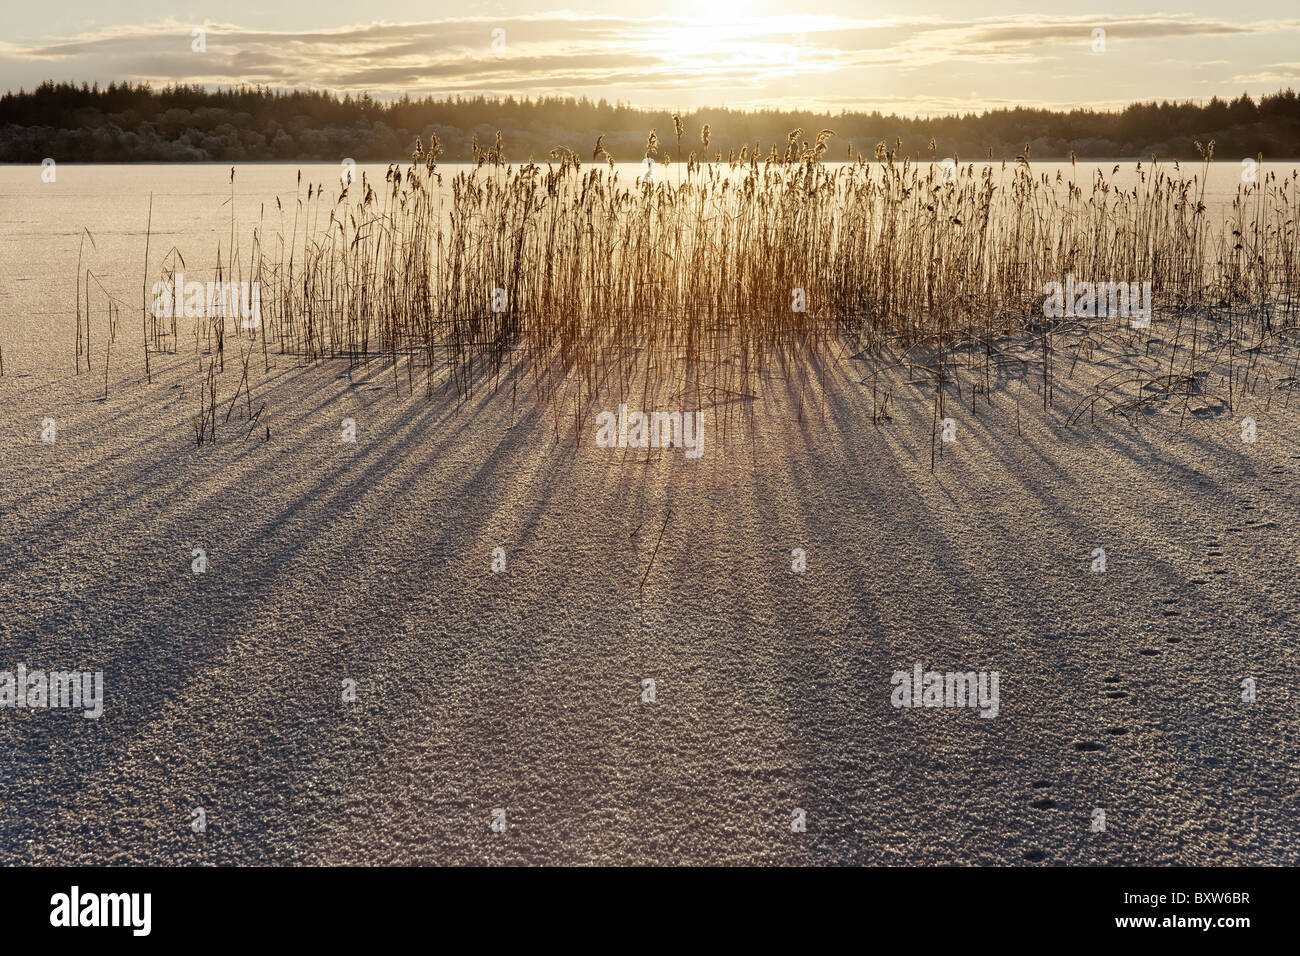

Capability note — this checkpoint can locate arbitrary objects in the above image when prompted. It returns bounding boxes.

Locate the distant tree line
[2,81,1299,163]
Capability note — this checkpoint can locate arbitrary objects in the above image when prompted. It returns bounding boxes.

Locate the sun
[659,3,766,68]
[653,6,830,78]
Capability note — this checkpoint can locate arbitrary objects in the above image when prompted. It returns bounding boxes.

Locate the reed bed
[120,132,1300,438]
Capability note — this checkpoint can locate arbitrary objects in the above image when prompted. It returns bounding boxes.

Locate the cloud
[1230,62,1300,85]
[1,13,1298,110]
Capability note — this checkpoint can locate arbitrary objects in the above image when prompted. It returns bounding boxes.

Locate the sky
[2,1,1299,115]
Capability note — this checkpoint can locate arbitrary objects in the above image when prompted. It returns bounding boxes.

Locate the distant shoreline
[5,82,1299,166]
